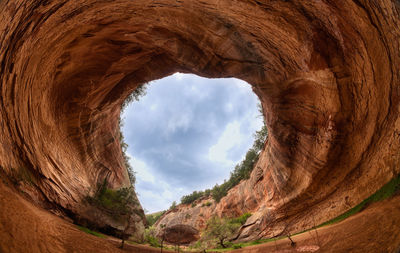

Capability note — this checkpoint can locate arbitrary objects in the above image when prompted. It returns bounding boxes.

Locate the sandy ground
[0,178,399,253]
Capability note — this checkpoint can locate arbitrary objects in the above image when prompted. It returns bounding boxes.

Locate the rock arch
[0,0,399,243]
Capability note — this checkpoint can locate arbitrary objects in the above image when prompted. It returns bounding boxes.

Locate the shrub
[147,236,160,247]
[202,201,212,207]
[87,179,138,216]
[144,226,161,248]
[230,213,252,225]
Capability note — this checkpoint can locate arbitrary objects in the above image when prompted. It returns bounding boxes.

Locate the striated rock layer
[0,0,399,247]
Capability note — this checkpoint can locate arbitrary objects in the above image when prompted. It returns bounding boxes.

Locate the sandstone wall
[0,0,399,243]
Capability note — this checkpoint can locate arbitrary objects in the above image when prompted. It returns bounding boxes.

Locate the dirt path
[1,178,400,253]
[0,179,175,253]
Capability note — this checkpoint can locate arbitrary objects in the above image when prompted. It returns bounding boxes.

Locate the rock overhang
[0,0,399,245]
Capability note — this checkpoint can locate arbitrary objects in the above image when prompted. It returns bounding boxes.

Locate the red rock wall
[0,0,399,243]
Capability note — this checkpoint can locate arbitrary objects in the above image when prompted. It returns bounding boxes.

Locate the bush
[230,213,252,225]
[202,201,212,207]
[144,226,161,248]
[87,179,138,216]
[147,236,160,247]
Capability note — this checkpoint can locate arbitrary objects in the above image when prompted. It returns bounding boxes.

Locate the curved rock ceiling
[0,0,399,247]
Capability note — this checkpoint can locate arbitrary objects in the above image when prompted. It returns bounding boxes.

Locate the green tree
[253,125,268,151]
[203,216,241,248]
[181,190,205,205]
[169,201,177,210]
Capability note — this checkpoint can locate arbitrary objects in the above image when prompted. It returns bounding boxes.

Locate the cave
[0,0,400,252]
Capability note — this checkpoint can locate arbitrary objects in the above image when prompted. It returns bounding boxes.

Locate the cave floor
[0,178,399,253]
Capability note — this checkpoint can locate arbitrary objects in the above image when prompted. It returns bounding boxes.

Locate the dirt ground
[0,178,399,253]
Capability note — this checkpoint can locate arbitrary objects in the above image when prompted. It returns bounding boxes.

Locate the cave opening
[120,73,266,214]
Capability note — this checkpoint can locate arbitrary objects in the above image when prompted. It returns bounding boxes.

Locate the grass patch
[77,225,107,238]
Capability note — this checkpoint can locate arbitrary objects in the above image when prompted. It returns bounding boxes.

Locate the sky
[121,73,263,213]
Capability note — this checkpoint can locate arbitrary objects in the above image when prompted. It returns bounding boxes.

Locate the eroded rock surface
[0,0,399,248]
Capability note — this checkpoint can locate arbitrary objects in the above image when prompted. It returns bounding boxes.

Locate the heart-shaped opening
[120,73,265,213]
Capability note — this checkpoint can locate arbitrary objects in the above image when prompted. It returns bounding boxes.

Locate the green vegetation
[180,124,268,204]
[181,190,210,205]
[87,179,138,217]
[77,225,107,238]
[195,213,252,249]
[202,201,212,207]
[144,226,161,247]
[119,83,148,186]
[203,216,241,248]
[229,212,252,225]
[169,201,177,210]
[146,211,166,227]
[86,180,141,249]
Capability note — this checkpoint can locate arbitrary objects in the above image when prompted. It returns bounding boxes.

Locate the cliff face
[0,0,399,247]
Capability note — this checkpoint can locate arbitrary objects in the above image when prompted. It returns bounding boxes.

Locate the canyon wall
[0,0,399,246]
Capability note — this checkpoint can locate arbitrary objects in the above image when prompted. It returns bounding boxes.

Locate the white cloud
[165,112,192,135]
[128,155,155,183]
[172,72,186,81]
[137,178,188,213]
[207,121,244,167]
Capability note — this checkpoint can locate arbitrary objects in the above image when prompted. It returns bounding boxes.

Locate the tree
[169,201,177,210]
[253,125,268,151]
[203,216,241,248]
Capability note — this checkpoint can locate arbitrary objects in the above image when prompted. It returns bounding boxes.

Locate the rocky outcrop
[162,224,199,245]
[0,0,399,248]
[155,197,217,232]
